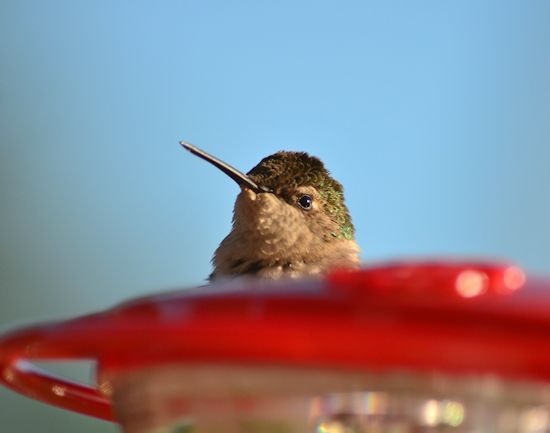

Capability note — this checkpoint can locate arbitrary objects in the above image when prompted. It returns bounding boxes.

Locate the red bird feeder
[2,260,550,433]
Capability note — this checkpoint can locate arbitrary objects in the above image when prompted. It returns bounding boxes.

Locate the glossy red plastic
[1,260,549,423]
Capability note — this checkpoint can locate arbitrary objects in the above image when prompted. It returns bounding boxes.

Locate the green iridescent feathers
[247,152,355,240]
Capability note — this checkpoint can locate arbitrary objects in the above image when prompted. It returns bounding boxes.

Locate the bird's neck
[210,229,360,280]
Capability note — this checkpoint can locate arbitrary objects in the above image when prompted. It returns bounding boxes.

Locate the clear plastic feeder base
[106,365,550,433]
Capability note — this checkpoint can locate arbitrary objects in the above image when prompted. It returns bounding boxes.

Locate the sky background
[1,1,550,432]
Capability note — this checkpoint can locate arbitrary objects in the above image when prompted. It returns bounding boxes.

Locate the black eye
[298,194,313,210]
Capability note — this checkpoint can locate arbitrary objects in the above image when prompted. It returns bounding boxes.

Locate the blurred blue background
[1,1,549,432]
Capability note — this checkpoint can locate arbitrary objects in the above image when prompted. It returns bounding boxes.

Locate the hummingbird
[181,142,361,280]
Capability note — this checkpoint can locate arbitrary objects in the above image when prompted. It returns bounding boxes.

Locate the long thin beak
[180,141,271,193]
